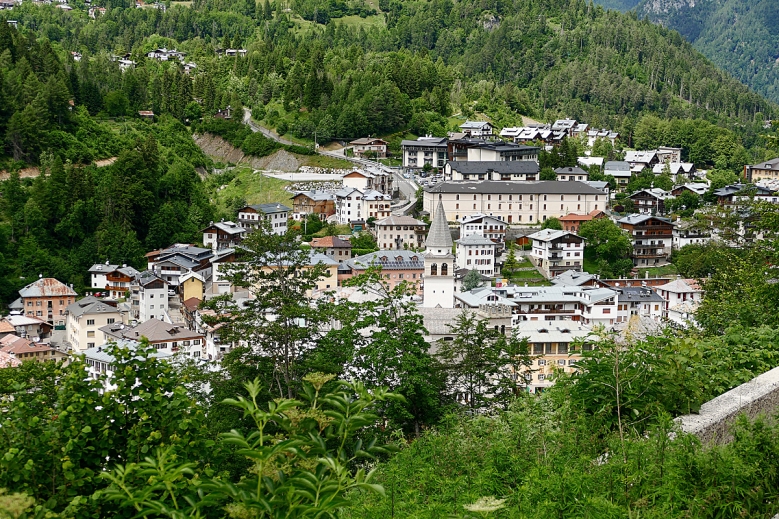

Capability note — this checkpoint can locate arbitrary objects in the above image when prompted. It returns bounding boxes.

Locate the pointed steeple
[426,199,453,250]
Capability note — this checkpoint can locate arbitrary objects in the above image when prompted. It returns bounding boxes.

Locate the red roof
[0,320,15,334]
[183,297,202,312]
[310,236,352,248]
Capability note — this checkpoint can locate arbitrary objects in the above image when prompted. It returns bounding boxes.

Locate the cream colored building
[65,296,121,352]
[424,181,607,224]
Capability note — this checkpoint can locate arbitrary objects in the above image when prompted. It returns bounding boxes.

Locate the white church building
[423,199,455,308]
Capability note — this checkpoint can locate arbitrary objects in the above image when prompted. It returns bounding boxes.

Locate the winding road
[242,108,418,215]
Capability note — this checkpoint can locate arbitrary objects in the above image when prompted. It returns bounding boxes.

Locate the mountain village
[2,116,774,396]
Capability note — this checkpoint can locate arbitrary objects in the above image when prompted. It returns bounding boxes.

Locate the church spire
[426,199,453,251]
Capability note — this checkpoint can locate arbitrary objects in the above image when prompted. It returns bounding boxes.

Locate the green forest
[1,0,779,307]
[636,0,779,105]
[2,217,779,517]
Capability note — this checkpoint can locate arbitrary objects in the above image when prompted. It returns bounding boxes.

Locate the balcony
[522,307,580,315]
[633,250,669,258]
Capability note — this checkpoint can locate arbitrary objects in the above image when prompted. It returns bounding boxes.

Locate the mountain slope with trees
[635,0,779,104]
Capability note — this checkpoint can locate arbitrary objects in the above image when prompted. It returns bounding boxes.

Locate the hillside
[0,0,776,162]
[636,0,779,104]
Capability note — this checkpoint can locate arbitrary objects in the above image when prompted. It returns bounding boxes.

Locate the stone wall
[675,366,779,445]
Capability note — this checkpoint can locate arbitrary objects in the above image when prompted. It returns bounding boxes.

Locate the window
[538,374,546,381]
[558,359,566,366]
[538,359,546,366]
[86,319,95,326]
[87,331,95,338]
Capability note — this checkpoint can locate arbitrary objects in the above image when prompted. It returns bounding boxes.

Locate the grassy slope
[208,167,292,214]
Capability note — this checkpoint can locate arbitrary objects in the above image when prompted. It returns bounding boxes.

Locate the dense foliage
[638,0,779,104]
[1,0,777,157]
[0,118,214,307]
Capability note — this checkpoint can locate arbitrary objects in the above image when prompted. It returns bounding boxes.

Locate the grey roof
[617,214,672,225]
[629,188,672,200]
[447,161,539,174]
[604,161,631,173]
[101,318,204,343]
[455,287,517,307]
[528,229,581,242]
[425,180,606,195]
[89,263,119,273]
[250,203,291,214]
[749,157,779,169]
[551,270,597,286]
[614,286,664,303]
[456,233,496,246]
[401,137,448,148]
[375,215,426,226]
[347,250,425,271]
[159,255,200,269]
[460,120,492,129]
[294,190,335,201]
[83,339,172,363]
[583,181,609,190]
[66,297,119,318]
[426,200,454,249]
[137,270,167,287]
[513,320,595,343]
[554,166,588,176]
[203,221,246,235]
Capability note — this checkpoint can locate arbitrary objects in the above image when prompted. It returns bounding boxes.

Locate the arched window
[430,263,437,276]
[441,263,448,275]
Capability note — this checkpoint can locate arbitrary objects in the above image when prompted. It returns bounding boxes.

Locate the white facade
[656,279,703,328]
[423,201,455,308]
[460,214,507,242]
[238,204,290,235]
[455,234,497,276]
[65,298,121,353]
[401,137,448,170]
[424,182,606,225]
[130,273,169,323]
[528,229,585,279]
[334,188,391,225]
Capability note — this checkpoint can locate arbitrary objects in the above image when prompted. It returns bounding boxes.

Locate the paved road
[242,108,296,146]
[241,111,419,214]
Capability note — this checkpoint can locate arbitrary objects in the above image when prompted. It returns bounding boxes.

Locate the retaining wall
[675,366,779,445]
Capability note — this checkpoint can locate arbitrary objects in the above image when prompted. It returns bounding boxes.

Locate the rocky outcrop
[193,133,302,172]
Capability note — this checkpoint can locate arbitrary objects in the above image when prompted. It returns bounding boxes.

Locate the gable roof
[347,250,424,271]
[66,297,119,318]
[202,220,246,235]
[19,278,78,298]
[460,120,492,130]
[749,157,779,169]
[554,166,588,176]
[656,279,702,293]
[310,236,352,248]
[101,318,204,343]
[617,214,673,226]
[293,190,335,202]
[528,229,581,242]
[425,180,606,195]
[247,203,291,214]
[375,215,426,227]
[456,234,496,246]
[604,161,632,175]
[447,161,539,175]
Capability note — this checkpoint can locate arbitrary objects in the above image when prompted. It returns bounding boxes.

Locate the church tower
[423,199,455,308]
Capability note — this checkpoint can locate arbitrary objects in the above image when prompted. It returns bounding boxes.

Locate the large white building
[131,271,169,323]
[460,214,507,242]
[424,181,607,224]
[65,296,121,352]
[374,215,427,250]
[528,229,585,279]
[334,188,391,225]
[237,203,290,235]
[455,234,497,277]
[656,278,703,328]
[423,200,455,308]
[401,136,448,171]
